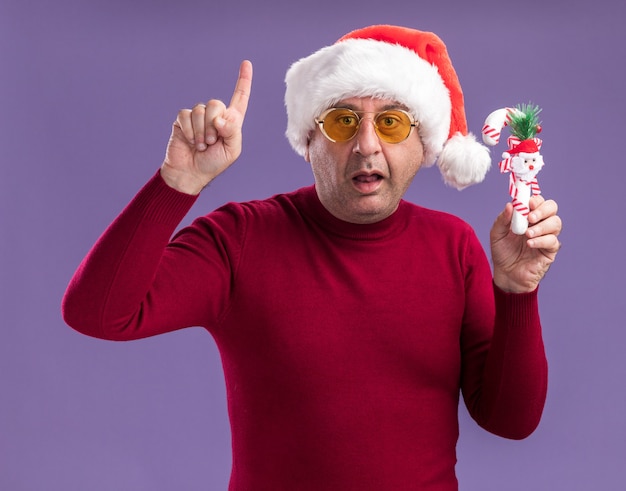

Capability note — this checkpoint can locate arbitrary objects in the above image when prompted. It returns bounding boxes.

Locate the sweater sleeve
[62,171,240,341]
[459,232,548,440]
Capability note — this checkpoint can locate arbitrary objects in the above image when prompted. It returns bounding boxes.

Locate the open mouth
[353,173,383,183]
[352,172,384,193]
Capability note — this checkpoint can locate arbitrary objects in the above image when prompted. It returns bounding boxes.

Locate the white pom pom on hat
[284,24,491,189]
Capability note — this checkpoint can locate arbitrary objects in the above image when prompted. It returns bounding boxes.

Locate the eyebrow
[337,102,410,112]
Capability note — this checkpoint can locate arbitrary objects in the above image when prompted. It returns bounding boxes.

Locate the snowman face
[511,152,544,179]
[524,157,537,167]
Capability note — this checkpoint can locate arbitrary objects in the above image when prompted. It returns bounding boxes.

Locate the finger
[228,60,253,117]
[527,214,562,240]
[191,103,208,151]
[529,194,545,208]
[174,109,194,145]
[491,202,513,238]
[528,197,558,225]
[204,99,226,145]
[527,233,561,253]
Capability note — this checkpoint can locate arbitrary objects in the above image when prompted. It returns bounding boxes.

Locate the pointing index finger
[229,60,253,117]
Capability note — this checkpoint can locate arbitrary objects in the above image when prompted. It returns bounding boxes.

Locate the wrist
[493,271,535,294]
[159,166,207,196]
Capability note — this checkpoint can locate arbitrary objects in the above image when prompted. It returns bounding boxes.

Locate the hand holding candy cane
[483,104,562,292]
[490,195,562,293]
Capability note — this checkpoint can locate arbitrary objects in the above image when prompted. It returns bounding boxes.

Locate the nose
[352,118,382,156]
[529,165,534,170]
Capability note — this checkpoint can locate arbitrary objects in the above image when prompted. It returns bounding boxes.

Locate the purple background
[2,0,624,489]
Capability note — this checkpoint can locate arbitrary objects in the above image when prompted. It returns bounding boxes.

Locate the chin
[349,205,395,224]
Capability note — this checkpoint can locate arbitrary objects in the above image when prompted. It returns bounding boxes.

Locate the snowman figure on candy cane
[482,104,545,235]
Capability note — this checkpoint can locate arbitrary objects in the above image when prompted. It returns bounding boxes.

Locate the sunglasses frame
[314,107,419,144]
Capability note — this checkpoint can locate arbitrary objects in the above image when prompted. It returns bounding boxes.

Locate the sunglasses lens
[374,110,413,143]
[321,109,361,141]
[319,108,415,143]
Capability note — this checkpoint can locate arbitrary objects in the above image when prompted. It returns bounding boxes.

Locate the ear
[304,136,312,162]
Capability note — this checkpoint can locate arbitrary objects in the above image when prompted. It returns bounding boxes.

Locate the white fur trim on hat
[285,38,451,167]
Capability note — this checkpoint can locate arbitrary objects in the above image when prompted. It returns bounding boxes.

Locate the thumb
[214,109,242,142]
[213,111,243,163]
[492,202,514,238]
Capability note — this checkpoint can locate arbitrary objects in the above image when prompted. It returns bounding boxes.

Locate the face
[511,153,544,180]
[305,97,425,224]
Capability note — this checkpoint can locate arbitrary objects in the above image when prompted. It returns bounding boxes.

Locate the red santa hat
[284,25,491,189]
[506,139,540,155]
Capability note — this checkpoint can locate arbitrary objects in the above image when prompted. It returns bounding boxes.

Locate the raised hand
[161,60,253,195]
[490,195,562,293]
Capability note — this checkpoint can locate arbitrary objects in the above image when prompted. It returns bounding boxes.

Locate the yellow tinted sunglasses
[315,107,418,144]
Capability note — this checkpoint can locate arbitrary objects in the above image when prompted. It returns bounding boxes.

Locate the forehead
[334,96,410,112]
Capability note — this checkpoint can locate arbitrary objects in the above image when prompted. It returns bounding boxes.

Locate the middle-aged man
[63,25,562,490]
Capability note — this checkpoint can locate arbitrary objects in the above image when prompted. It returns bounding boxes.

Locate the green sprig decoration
[508,103,542,140]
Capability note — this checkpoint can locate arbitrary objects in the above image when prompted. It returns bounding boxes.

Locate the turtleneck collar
[291,185,412,241]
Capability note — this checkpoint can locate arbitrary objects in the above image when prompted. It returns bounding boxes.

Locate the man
[63,25,562,490]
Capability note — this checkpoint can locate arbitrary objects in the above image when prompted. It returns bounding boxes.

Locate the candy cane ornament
[482,104,545,235]
[482,107,522,146]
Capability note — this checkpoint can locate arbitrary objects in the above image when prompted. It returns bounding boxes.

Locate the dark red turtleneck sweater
[63,172,547,490]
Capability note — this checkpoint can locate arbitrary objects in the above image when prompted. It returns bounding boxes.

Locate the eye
[337,115,358,127]
[379,115,400,128]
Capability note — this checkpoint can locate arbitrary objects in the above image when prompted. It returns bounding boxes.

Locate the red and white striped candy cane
[497,136,544,234]
[498,137,521,173]
[484,107,545,235]
[507,174,541,234]
[481,107,523,146]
